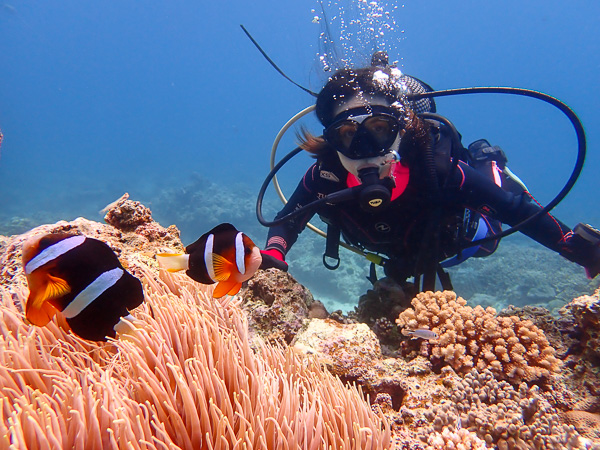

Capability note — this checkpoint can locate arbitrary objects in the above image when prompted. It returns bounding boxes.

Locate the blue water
[1,0,599,309]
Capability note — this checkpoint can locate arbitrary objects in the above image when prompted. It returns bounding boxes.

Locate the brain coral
[396,291,560,383]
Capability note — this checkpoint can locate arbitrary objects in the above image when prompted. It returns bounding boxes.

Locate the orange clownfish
[157,223,262,298]
[22,233,144,341]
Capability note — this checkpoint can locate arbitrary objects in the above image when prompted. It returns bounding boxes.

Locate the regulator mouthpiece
[357,167,392,212]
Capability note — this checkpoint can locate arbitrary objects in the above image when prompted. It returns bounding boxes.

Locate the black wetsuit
[265,120,586,283]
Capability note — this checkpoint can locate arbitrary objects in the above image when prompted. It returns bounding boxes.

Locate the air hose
[257,86,586,256]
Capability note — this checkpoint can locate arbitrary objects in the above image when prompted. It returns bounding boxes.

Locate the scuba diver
[257,51,600,293]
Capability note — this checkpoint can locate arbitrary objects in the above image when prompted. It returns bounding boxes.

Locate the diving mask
[324,106,402,159]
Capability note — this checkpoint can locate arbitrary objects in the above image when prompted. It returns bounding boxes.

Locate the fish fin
[38,274,71,302]
[44,274,71,299]
[226,282,243,296]
[25,274,69,326]
[212,254,234,281]
[156,253,189,272]
[213,280,239,299]
[113,314,138,339]
[26,297,59,326]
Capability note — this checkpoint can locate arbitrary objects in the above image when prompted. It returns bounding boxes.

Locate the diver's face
[326,113,400,158]
[324,95,404,180]
[336,150,399,180]
[324,95,402,161]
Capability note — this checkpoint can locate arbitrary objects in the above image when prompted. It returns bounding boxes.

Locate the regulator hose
[256,86,586,254]
[408,87,586,248]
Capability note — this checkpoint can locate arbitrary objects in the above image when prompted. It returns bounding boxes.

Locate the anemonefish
[157,223,262,298]
[21,233,144,341]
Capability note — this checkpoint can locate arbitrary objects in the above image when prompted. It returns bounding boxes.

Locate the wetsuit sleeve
[450,161,597,269]
[264,164,321,258]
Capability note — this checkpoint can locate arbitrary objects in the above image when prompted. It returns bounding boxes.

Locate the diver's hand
[585,248,600,279]
[260,249,288,272]
[562,224,600,279]
[586,265,600,279]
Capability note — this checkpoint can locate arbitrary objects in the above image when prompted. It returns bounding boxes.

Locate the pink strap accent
[491,161,502,187]
[457,165,466,189]
[261,248,285,262]
[346,163,410,201]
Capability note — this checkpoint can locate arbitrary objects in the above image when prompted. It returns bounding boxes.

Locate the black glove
[259,249,288,272]
[560,223,600,279]
[584,246,600,279]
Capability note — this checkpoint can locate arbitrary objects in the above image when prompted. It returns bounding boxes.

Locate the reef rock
[354,277,413,324]
[292,318,444,414]
[293,318,382,378]
[560,288,600,363]
[0,202,182,294]
[103,194,152,231]
[239,268,314,345]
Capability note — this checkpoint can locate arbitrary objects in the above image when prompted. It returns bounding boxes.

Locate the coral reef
[563,411,600,442]
[3,200,600,449]
[422,369,584,449]
[0,214,390,449]
[292,319,446,414]
[425,428,488,450]
[103,194,152,231]
[0,204,182,292]
[395,291,561,383]
[497,305,571,357]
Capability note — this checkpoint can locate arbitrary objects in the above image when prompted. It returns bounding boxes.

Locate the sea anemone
[1,268,390,449]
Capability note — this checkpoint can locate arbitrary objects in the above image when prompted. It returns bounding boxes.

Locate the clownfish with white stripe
[21,233,144,341]
[156,223,262,298]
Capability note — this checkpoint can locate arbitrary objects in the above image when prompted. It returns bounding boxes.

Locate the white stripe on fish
[25,235,86,274]
[62,267,124,318]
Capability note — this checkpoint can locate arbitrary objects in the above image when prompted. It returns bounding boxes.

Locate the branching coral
[396,291,561,383]
[0,268,390,449]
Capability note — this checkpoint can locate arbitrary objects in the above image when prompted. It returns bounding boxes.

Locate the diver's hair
[296,126,329,157]
[315,67,401,127]
[398,109,431,163]
[315,66,436,128]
